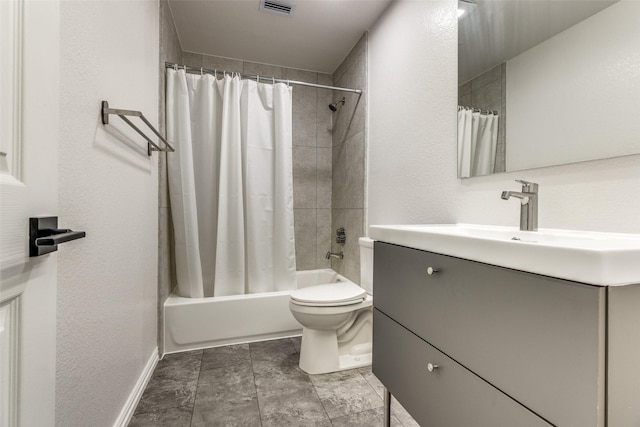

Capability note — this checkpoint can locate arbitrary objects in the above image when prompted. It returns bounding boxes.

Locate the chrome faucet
[326,251,344,260]
[501,180,539,231]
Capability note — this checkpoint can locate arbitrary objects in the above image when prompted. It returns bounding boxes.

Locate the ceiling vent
[260,0,294,16]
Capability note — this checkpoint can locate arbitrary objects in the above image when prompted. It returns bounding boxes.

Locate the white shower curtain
[166,69,296,298]
[457,108,499,178]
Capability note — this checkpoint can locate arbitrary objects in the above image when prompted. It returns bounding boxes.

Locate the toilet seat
[290,282,367,307]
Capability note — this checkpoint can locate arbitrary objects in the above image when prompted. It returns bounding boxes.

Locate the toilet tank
[359,237,375,294]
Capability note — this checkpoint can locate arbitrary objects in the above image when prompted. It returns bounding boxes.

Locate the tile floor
[129,337,419,426]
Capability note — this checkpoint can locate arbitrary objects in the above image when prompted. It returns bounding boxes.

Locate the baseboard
[112,347,159,427]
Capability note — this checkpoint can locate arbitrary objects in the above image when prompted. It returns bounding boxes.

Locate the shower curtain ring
[200,67,203,76]
[174,63,178,71]
[272,77,275,85]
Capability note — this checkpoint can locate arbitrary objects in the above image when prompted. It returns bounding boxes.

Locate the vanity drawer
[374,242,605,427]
[373,309,552,427]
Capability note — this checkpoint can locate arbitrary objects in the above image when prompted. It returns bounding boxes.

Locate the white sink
[369,224,640,286]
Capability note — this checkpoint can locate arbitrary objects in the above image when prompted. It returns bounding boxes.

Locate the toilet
[289,237,374,374]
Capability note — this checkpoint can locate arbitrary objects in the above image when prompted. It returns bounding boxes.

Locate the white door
[0,1,60,426]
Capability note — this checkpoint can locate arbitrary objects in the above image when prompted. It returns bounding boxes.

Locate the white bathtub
[163,269,350,354]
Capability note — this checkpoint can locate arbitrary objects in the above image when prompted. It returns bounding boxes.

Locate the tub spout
[326,251,344,260]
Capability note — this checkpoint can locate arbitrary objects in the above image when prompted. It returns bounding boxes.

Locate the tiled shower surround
[331,34,367,284]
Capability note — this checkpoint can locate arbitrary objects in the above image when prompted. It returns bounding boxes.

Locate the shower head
[329,97,346,112]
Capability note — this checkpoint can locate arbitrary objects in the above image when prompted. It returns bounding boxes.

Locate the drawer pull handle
[427,363,439,372]
[426,267,439,275]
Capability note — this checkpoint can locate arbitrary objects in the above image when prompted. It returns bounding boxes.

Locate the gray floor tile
[194,363,256,402]
[392,397,420,427]
[153,350,203,382]
[290,336,302,353]
[252,351,300,374]
[128,407,192,427]
[310,369,383,419]
[250,338,300,374]
[254,361,313,392]
[258,383,330,426]
[358,367,420,426]
[191,364,260,426]
[134,355,201,415]
[330,407,403,427]
[201,343,251,371]
[132,340,418,427]
[191,398,261,427]
[358,366,385,398]
[250,338,298,361]
[133,376,198,415]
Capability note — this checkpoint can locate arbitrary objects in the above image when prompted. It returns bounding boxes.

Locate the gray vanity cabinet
[373,242,612,427]
[374,309,551,427]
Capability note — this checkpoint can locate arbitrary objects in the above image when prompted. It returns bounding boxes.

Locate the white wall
[506,1,640,171]
[368,0,459,226]
[368,0,640,235]
[57,1,159,425]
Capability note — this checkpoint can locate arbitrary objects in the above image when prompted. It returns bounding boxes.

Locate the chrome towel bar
[101,100,175,156]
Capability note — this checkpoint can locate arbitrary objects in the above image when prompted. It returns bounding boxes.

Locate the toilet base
[298,329,372,375]
[337,348,372,371]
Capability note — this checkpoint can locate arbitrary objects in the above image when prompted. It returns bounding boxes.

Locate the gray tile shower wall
[458,63,507,173]
[331,33,368,284]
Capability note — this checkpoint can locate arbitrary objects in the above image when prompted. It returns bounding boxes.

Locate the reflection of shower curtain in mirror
[457,108,499,178]
[166,68,296,298]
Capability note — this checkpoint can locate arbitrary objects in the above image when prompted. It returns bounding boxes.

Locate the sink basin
[369,224,640,286]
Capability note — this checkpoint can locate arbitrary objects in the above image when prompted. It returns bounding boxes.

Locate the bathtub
[163,269,351,354]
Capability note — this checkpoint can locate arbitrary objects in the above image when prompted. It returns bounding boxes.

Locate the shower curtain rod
[165,62,363,94]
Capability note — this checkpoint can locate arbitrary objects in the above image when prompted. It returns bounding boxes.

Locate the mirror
[457,0,640,178]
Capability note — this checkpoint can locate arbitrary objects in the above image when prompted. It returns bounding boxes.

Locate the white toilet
[289,237,374,374]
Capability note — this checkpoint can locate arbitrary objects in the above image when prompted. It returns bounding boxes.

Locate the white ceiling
[458,0,618,83]
[168,0,392,74]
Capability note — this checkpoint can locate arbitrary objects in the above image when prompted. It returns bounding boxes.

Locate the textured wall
[57,1,159,425]
[369,0,459,227]
[368,0,640,237]
[173,52,334,277]
[331,34,368,284]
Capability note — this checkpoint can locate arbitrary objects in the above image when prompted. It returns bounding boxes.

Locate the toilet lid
[291,281,367,306]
